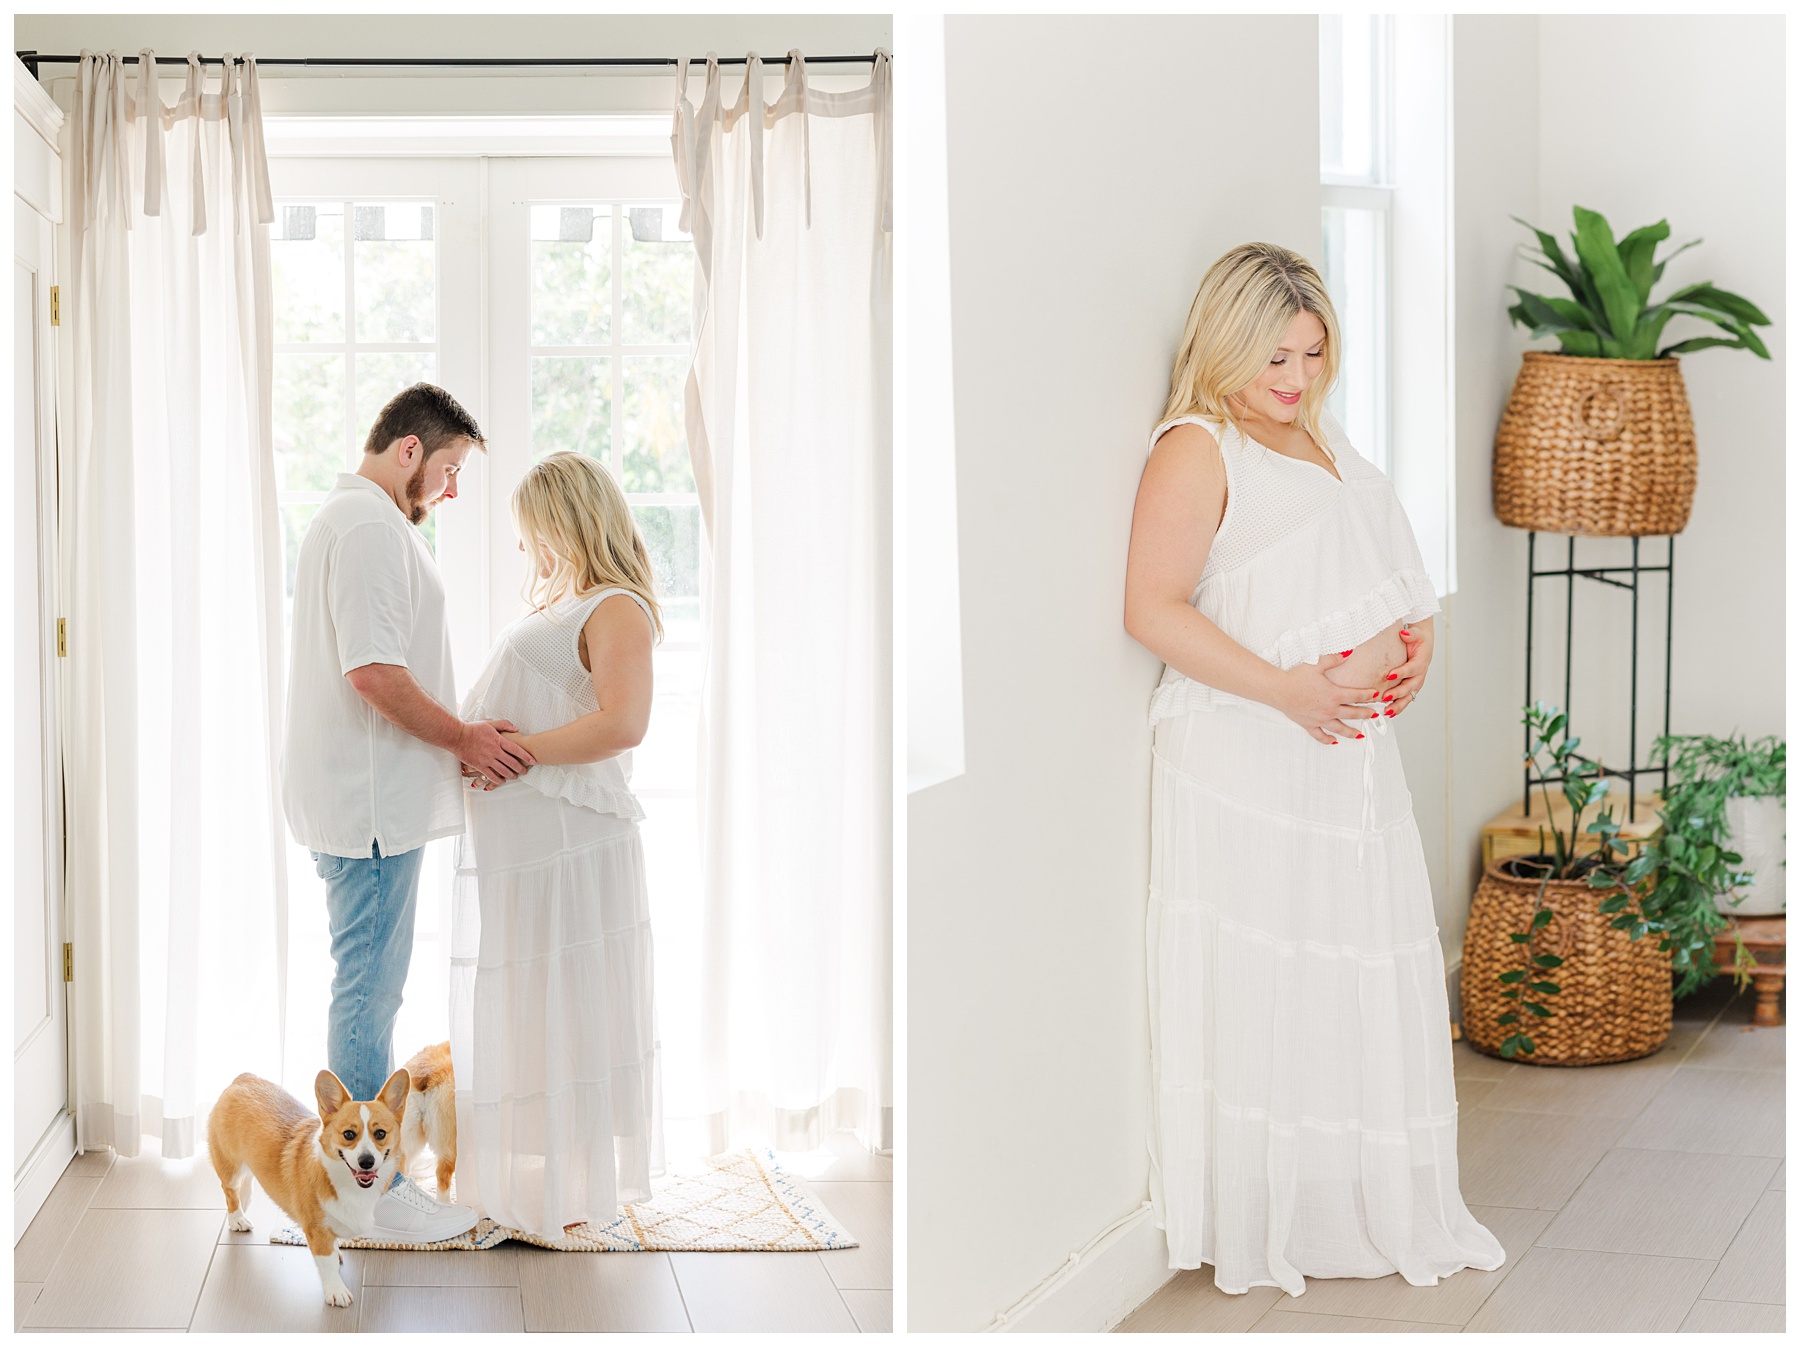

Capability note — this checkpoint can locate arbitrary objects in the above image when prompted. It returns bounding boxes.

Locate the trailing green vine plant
[1496,704,1661,1059]
[1630,733,1785,995]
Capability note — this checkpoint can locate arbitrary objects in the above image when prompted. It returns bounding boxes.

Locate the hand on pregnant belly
[1326,618,1432,721]
[1275,654,1380,746]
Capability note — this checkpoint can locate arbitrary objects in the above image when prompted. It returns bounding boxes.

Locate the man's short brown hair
[362,382,487,459]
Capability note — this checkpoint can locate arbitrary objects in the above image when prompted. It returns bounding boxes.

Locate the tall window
[272,198,442,595]
[266,152,707,1128]
[526,201,699,640]
[1320,14,1394,471]
[523,199,705,1079]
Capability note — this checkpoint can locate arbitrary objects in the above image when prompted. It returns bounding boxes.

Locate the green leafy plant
[1631,734,1786,996]
[1495,703,1660,1059]
[1508,206,1772,361]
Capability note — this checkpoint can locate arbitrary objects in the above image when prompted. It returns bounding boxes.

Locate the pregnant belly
[1325,618,1408,689]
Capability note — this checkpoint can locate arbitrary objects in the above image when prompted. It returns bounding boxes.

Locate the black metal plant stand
[1523,532,1675,824]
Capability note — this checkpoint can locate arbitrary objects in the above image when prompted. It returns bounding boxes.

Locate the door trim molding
[14,1110,75,1242]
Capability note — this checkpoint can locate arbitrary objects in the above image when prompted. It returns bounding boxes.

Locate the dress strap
[1148,413,1228,453]
[581,586,658,629]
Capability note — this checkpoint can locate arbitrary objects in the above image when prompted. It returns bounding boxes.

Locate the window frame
[1318,13,1454,600]
[1319,13,1397,475]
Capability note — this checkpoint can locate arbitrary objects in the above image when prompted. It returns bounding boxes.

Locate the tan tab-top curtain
[672,51,894,1154]
[60,50,284,1158]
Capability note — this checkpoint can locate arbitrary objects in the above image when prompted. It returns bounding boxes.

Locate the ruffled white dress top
[1147,407,1440,722]
[459,587,654,822]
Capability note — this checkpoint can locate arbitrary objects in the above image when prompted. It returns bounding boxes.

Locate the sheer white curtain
[672,51,893,1155]
[60,51,285,1158]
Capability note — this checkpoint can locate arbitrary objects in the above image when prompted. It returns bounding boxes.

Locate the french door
[265,155,704,1123]
[15,191,72,1235]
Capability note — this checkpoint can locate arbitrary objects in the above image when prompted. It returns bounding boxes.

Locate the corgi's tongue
[353,1169,378,1188]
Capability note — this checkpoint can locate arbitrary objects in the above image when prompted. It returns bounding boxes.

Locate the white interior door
[14,193,72,1234]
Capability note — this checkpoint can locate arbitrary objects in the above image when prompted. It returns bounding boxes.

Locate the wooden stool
[1481,792,1663,871]
[1714,916,1786,1028]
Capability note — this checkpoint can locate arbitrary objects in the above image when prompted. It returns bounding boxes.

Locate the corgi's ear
[315,1070,349,1120]
[377,1068,411,1120]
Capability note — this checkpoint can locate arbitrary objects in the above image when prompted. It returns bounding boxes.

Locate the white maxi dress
[449,588,662,1237]
[1145,410,1504,1295]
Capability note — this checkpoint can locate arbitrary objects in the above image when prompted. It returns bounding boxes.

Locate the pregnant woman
[449,451,663,1237]
[1124,243,1503,1294]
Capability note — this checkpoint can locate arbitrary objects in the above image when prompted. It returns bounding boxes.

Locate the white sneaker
[367,1173,479,1245]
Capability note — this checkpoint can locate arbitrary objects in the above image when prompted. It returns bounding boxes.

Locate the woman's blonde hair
[1161,242,1342,447]
[511,451,664,639]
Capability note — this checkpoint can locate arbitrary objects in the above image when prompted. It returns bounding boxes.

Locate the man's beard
[403,459,432,525]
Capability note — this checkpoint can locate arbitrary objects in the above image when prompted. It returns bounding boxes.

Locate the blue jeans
[314,842,425,1103]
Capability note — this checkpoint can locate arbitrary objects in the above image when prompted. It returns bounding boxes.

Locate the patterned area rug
[269,1148,857,1253]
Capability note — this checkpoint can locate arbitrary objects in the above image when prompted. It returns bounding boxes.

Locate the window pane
[355,352,438,452]
[282,501,322,600]
[1320,14,1386,182]
[631,503,700,608]
[532,356,613,462]
[1321,205,1386,465]
[531,204,612,347]
[274,353,346,492]
[622,356,693,493]
[621,203,693,345]
[630,649,699,794]
[353,201,436,343]
[273,202,344,343]
[660,596,700,646]
[638,800,700,1119]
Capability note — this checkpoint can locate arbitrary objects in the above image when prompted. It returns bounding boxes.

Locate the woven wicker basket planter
[1461,857,1672,1065]
[1492,352,1697,536]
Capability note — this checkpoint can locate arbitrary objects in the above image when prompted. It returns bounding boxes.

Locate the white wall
[1534,15,1786,764]
[1439,14,1542,967]
[908,15,1320,1332]
[13,13,893,114]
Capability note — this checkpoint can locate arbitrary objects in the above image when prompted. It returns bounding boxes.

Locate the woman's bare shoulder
[1150,418,1221,457]
[1144,419,1226,491]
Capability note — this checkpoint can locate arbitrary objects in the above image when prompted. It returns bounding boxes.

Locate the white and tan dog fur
[397,1040,457,1196]
[207,1067,409,1307]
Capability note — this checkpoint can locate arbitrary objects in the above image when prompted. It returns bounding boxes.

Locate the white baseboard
[990,1202,1174,1333]
[15,1110,76,1242]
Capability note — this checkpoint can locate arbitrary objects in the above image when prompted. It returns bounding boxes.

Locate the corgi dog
[207,1067,409,1307]
[397,1041,457,1196]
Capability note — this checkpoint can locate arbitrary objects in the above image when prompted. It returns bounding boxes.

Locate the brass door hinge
[63,943,73,982]
[57,618,66,657]
[50,285,60,326]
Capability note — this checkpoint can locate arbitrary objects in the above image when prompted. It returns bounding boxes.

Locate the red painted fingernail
[1386,709,1395,717]
[1381,694,1392,701]
[1386,673,1398,680]
[1355,733,1365,739]
[1341,649,1353,657]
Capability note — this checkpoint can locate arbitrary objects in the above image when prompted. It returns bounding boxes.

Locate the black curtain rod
[17,51,879,78]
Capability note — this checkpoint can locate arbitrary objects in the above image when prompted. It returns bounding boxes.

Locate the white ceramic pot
[1714,795,1786,916]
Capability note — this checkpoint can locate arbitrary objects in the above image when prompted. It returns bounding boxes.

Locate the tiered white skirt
[1146,698,1504,1295]
[449,781,662,1238]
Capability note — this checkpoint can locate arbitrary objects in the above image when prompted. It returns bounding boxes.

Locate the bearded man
[279,382,532,1243]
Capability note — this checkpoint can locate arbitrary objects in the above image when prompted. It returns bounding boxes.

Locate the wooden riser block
[1481,792,1664,872]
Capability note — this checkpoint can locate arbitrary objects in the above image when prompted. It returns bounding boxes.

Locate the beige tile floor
[1119,977,1785,1334]
[15,1131,891,1332]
